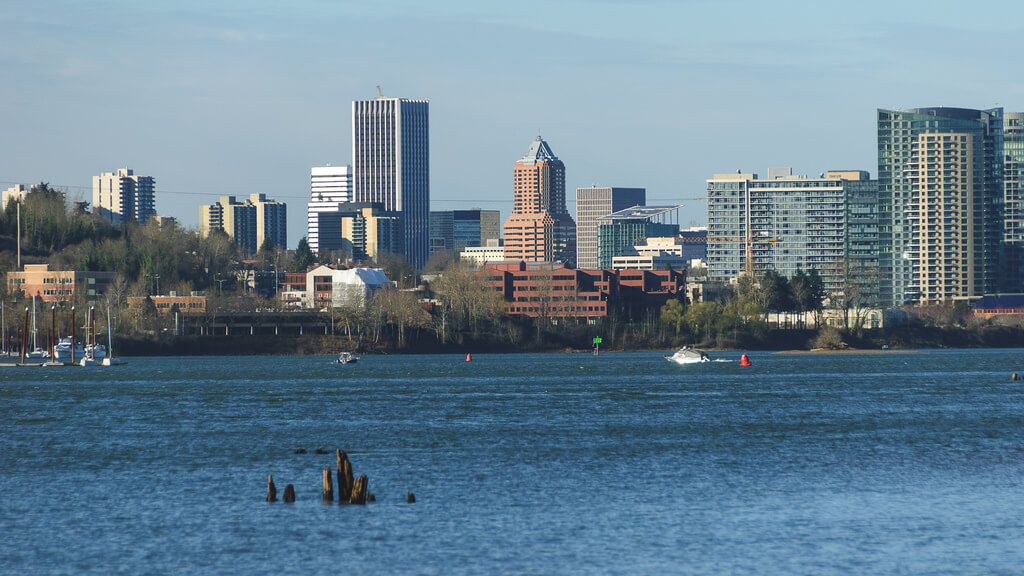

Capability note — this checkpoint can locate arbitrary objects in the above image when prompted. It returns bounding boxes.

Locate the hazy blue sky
[3,0,1023,248]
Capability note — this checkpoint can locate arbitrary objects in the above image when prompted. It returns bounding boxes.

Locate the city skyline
[4,1,1024,248]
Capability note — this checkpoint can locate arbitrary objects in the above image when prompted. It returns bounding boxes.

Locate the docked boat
[665,346,711,364]
[336,352,358,365]
[53,336,85,364]
[100,306,123,366]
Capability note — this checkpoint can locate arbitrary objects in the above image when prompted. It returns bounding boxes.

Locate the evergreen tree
[290,237,316,272]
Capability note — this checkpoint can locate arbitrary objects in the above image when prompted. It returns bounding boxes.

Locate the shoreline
[772,348,922,355]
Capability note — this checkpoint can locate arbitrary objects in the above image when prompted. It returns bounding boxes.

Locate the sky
[3,0,1024,249]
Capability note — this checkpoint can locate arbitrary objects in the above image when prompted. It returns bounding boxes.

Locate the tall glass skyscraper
[877,107,1003,305]
[352,97,429,269]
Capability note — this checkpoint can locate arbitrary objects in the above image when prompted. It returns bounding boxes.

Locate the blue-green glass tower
[877,107,1003,306]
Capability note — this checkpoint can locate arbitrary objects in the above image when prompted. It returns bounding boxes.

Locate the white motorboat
[335,352,358,364]
[53,336,85,364]
[665,346,711,364]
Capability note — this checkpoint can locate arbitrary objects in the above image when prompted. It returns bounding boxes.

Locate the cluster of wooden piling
[266,448,409,505]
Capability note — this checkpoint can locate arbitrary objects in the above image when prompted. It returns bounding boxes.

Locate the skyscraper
[877,107,1003,305]
[575,186,646,270]
[308,165,353,254]
[429,209,501,255]
[1004,112,1024,292]
[502,137,576,265]
[352,97,429,268]
[92,168,156,224]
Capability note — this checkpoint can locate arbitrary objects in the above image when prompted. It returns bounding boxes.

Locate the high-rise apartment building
[200,194,286,254]
[308,165,353,254]
[878,107,1003,305]
[706,169,879,299]
[92,168,156,224]
[352,97,429,268]
[502,137,576,266]
[312,203,400,263]
[1004,112,1024,292]
[429,209,501,255]
[575,187,646,270]
[250,193,287,250]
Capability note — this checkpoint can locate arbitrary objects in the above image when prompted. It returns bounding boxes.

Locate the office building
[429,209,500,255]
[308,165,353,254]
[460,239,506,266]
[92,168,156,224]
[575,186,646,270]
[596,205,680,269]
[352,97,429,268]
[612,231,707,271]
[706,169,879,299]
[483,261,685,322]
[502,137,576,266]
[1004,113,1024,292]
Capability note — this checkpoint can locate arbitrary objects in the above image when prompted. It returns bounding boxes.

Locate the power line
[0,180,706,204]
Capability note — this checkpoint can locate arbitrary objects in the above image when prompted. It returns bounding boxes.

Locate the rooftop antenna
[376,85,384,98]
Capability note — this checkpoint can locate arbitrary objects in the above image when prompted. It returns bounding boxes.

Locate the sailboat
[101,306,122,366]
[25,296,48,360]
[80,307,102,366]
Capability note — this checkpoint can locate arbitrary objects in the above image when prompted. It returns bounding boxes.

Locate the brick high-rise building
[502,137,576,266]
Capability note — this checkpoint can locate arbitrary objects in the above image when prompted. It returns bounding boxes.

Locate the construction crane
[376,85,384,98]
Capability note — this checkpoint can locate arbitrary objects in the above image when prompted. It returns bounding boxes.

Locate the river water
[2,349,1024,575]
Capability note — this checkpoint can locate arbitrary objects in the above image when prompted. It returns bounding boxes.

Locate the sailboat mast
[106,306,112,354]
[31,295,37,351]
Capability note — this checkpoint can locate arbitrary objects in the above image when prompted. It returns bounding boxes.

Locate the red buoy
[740,354,752,367]
[466,353,472,362]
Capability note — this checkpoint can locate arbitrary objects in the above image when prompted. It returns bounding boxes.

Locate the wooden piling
[267,474,278,502]
[322,466,334,503]
[350,475,368,505]
[407,492,415,503]
[336,449,354,503]
[283,484,295,503]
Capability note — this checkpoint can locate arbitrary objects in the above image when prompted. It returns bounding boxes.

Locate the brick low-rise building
[482,261,685,322]
[6,264,116,303]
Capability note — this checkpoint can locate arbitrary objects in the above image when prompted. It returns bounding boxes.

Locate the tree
[660,298,686,335]
[289,237,316,272]
[372,250,418,289]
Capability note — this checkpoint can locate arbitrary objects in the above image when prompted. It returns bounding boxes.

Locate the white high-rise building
[352,97,429,268]
[308,165,353,254]
[575,186,646,270]
[92,168,156,224]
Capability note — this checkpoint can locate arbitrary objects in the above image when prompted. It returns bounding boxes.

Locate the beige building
[459,239,506,266]
[6,264,117,303]
[914,133,977,304]
[200,194,286,253]
[92,168,156,224]
[2,184,30,209]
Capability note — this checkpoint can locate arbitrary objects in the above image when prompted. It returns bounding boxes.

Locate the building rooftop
[519,136,558,165]
[599,205,682,221]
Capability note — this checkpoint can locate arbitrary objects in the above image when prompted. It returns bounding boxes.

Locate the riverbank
[113,323,1024,356]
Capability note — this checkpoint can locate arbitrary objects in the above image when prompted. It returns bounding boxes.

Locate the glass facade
[1004,113,1024,291]
[706,171,879,300]
[877,107,1003,305]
